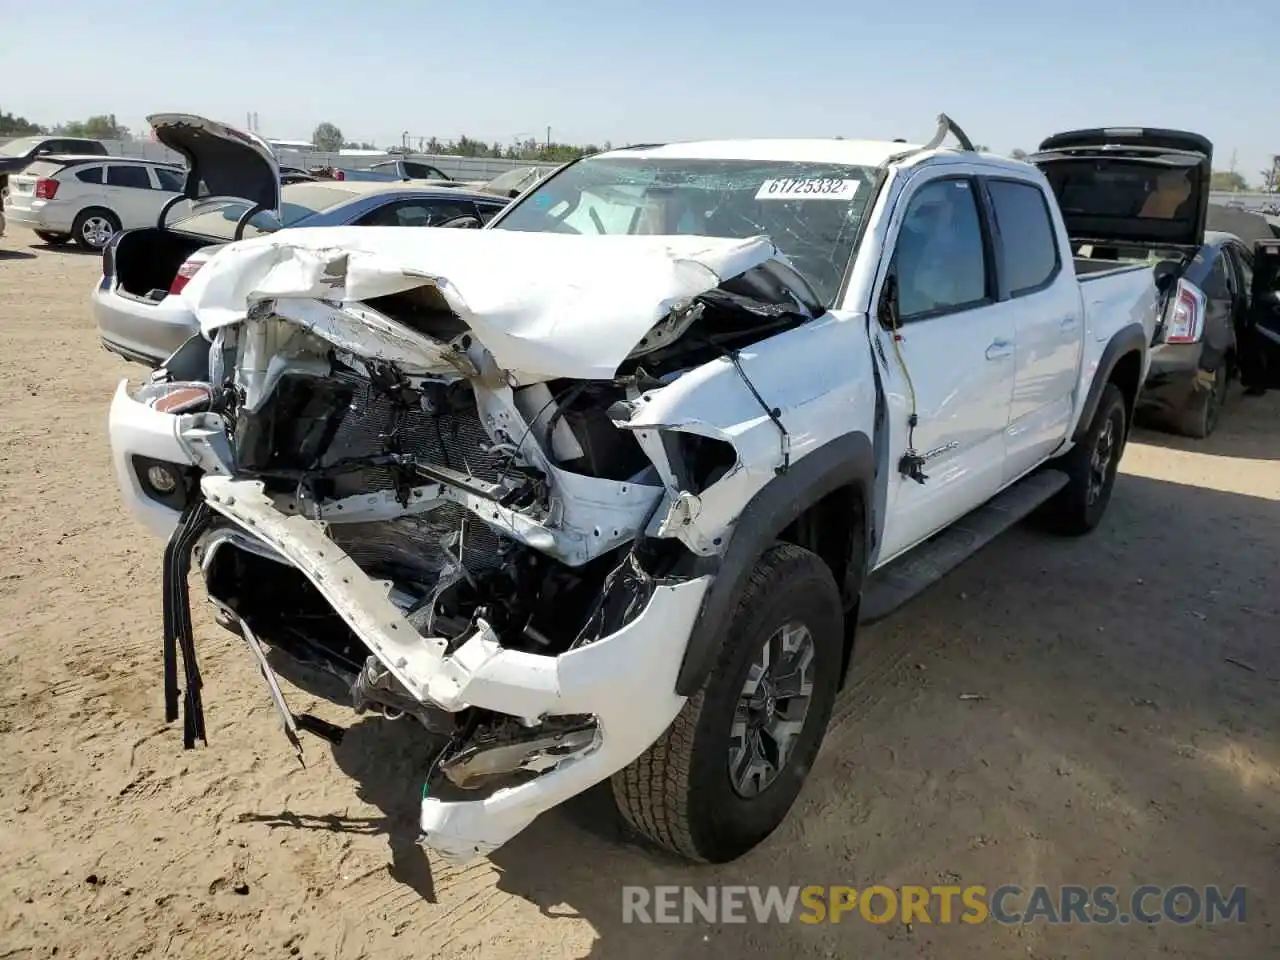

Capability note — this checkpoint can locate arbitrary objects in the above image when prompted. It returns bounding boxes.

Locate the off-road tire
[1039,383,1127,536]
[611,543,844,863]
[1171,363,1229,439]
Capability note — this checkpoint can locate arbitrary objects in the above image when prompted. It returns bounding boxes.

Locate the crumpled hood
[179,226,782,379]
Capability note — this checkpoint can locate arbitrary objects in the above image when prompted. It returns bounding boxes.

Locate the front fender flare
[672,430,874,696]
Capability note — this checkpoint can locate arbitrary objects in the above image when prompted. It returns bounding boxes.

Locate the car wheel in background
[34,230,72,245]
[72,208,121,251]
[1171,362,1230,439]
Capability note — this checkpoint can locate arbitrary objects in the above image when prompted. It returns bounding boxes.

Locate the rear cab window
[985,178,1061,296]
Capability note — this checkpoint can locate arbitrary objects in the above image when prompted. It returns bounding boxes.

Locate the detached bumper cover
[184,475,710,860]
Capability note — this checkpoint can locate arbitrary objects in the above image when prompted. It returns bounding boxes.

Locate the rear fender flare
[672,430,874,696]
[1072,323,1147,442]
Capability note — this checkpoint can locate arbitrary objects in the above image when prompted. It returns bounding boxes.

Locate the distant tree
[56,114,129,139]
[312,122,344,152]
[342,140,377,150]
[1259,168,1277,193]
[1010,148,1029,161]
[971,143,990,153]
[1211,170,1249,192]
[0,111,44,136]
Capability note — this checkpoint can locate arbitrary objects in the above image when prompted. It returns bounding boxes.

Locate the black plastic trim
[673,431,874,695]
[1071,323,1147,442]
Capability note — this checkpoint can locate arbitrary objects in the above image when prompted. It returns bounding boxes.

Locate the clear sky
[3,0,1277,180]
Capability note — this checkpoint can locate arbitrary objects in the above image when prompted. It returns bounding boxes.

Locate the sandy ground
[0,226,1277,959]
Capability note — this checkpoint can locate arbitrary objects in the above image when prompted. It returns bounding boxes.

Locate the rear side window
[76,167,104,184]
[1203,253,1232,300]
[477,203,505,224]
[106,165,152,189]
[986,179,1060,296]
[155,168,185,192]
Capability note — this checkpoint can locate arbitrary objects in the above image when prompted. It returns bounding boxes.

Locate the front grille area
[317,374,512,582]
[323,374,505,489]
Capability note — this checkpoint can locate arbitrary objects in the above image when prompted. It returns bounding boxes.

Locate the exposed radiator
[320,375,512,582]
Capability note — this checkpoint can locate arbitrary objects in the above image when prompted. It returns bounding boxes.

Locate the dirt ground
[0,226,1277,960]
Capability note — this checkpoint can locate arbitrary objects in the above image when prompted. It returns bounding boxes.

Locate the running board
[859,469,1070,625]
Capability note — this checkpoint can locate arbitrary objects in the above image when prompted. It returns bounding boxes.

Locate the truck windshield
[492,155,879,305]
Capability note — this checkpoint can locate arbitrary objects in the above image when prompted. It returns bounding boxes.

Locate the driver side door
[871,173,1017,563]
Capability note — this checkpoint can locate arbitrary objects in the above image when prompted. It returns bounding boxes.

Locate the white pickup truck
[107,115,1209,865]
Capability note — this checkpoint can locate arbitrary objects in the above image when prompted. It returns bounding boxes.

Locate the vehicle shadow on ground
[237,656,448,903]
[244,472,1279,958]
[0,249,36,260]
[1133,389,1279,460]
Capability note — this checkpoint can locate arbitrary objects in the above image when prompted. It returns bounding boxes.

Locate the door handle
[985,339,1013,361]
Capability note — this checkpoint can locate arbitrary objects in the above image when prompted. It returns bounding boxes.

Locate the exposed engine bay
[158,231,825,820]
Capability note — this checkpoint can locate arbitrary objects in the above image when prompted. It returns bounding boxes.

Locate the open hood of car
[179,227,809,380]
[147,113,281,217]
[1031,126,1213,250]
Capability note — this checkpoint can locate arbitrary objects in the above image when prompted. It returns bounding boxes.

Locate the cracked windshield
[494,156,879,305]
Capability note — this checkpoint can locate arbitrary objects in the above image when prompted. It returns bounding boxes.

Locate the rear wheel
[1171,363,1229,438]
[72,208,120,251]
[1039,382,1127,536]
[611,543,844,863]
[34,229,72,245]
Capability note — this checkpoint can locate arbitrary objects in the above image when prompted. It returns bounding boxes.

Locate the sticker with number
[755,178,860,201]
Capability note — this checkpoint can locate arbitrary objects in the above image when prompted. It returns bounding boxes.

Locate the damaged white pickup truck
[107,114,1214,864]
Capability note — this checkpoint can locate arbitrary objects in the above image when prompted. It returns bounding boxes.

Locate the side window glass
[986,179,1059,296]
[1236,248,1254,307]
[76,167,103,184]
[477,203,504,224]
[106,165,152,189]
[1203,254,1231,300]
[155,168,185,192]
[893,178,988,320]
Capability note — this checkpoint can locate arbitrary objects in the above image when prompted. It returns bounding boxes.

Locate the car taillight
[34,178,59,200]
[168,259,204,296]
[1163,279,1206,344]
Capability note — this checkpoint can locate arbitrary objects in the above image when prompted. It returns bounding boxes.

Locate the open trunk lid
[1031,126,1212,251]
[147,114,281,218]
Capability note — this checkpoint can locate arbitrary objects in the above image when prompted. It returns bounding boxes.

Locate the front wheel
[1039,382,1127,536]
[611,543,844,863]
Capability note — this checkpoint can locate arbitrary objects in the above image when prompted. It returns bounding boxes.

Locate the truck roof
[593,138,1038,175]
[598,139,924,167]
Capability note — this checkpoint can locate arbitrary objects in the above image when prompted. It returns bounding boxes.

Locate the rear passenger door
[101,164,165,228]
[873,173,1016,562]
[983,177,1084,481]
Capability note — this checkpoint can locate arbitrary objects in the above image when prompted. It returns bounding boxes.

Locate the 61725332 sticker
[755,178,860,201]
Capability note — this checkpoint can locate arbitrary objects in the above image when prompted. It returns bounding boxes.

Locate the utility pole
[546,125,551,148]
